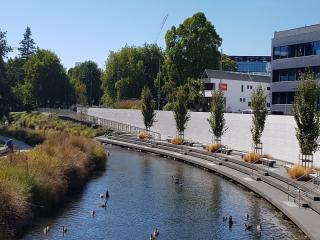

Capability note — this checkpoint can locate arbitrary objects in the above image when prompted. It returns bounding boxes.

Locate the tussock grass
[206,144,222,153]
[262,153,272,159]
[9,112,106,139]
[288,165,312,181]
[171,137,184,145]
[138,132,147,140]
[0,132,106,236]
[111,99,142,109]
[243,152,261,163]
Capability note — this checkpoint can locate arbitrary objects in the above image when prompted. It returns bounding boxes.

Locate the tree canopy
[101,44,163,106]
[293,72,320,156]
[250,86,268,147]
[68,61,101,106]
[163,12,222,86]
[141,86,156,131]
[221,54,237,71]
[18,26,37,60]
[207,90,227,143]
[22,49,70,107]
[173,88,190,138]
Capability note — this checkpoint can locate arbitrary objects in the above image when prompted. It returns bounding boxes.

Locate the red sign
[219,83,228,91]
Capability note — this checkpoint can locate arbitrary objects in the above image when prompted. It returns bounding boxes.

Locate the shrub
[206,144,222,153]
[171,137,184,145]
[0,133,106,235]
[288,165,312,181]
[138,132,147,139]
[262,153,272,159]
[111,99,142,109]
[243,152,261,163]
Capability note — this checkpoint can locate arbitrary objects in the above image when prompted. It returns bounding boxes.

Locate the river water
[22,145,306,240]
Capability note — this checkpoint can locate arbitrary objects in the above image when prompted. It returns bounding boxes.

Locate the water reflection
[20,145,306,240]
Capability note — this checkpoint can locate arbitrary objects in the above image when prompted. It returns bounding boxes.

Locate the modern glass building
[271,24,320,114]
[230,56,271,75]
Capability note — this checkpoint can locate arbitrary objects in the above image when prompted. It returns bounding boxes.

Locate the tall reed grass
[0,131,106,236]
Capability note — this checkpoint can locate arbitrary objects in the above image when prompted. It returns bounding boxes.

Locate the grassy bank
[0,113,107,238]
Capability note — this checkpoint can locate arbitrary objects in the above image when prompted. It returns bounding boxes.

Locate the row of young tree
[141,72,320,167]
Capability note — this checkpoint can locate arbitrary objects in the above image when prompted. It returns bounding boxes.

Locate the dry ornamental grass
[288,165,312,181]
[243,152,261,163]
[171,137,184,145]
[206,144,222,153]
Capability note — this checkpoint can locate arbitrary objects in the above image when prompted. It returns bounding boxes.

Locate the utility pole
[155,14,168,110]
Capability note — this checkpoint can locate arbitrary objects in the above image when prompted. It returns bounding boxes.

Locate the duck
[62,226,67,235]
[222,215,228,222]
[90,210,96,217]
[100,201,107,208]
[100,193,105,198]
[245,213,249,220]
[256,223,262,232]
[43,226,50,235]
[245,223,252,231]
[154,228,160,237]
[228,216,233,226]
[106,190,109,199]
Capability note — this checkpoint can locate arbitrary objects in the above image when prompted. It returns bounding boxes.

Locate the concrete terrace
[97,135,320,240]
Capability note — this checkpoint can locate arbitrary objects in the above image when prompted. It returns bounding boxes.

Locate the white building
[202,69,271,112]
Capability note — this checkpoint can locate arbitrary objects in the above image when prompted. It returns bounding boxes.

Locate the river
[21,145,306,240]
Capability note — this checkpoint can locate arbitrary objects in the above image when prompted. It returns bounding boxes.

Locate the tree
[293,72,320,166]
[18,26,37,60]
[163,12,222,86]
[207,90,227,144]
[0,29,12,119]
[221,54,237,71]
[250,86,268,153]
[141,86,156,132]
[68,61,101,106]
[173,88,190,139]
[22,49,70,108]
[101,44,164,105]
[73,79,87,106]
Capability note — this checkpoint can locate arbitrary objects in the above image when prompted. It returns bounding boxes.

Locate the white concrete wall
[89,108,320,166]
[205,78,271,112]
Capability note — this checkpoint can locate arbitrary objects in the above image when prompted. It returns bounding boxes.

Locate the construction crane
[155,14,168,110]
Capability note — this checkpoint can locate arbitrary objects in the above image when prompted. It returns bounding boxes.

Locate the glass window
[272,92,280,104]
[280,46,288,58]
[280,70,288,81]
[250,85,252,89]
[240,98,242,102]
[243,98,246,102]
[273,47,281,60]
[305,42,313,56]
[314,41,320,55]
[247,85,249,89]
[205,83,214,90]
[267,87,270,90]
[288,69,296,81]
[297,44,304,57]
[248,102,251,107]
[280,92,286,104]
[272,70,279,82]
[241,85,244,92]
[288,45,296,58]
[267,103,271,107]
[287,92,294,104]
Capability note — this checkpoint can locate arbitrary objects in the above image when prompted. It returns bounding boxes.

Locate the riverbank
[0,113,107,239]
[98,135,320,240]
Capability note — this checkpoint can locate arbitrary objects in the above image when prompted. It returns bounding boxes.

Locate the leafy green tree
[141,86,156,132]
[73,79,87,106]
[250,86,268,151]
[173,88,190,139]
[293,72,320,160]
[207,90,227,143]
[221,54,237,71]
[0,29,12,118]
[101,44,164,105]
[68,61,101,106]
[18,26,37,60]
[163,12,222,86]
[22,49,70,107]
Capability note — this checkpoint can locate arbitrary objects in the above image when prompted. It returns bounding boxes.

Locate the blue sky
[1,0,320,69]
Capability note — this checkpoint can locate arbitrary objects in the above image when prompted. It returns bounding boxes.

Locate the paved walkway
[0,135,32,151]
[98,136,320,240]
